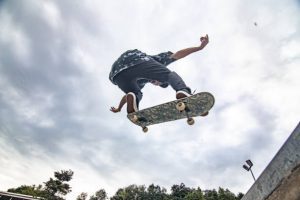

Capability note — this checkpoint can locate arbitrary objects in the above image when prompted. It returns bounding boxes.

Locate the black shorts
[114,60,171,95]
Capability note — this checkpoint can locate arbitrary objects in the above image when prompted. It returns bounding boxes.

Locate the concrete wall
[242,122,300,200]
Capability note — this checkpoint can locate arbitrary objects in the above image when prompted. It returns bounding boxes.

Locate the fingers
[110,107,119,113]
[200,34,209,43]
[200,34,209,40]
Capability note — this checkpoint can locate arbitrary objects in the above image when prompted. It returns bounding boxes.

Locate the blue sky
[0,0,299,199]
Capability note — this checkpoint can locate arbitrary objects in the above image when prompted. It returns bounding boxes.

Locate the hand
[110,107,120,113]
[200,34,209,49]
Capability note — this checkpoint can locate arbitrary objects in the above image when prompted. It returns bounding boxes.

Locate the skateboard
[127,92,215,132]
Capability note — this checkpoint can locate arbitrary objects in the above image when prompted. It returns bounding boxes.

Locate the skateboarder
[110,35,209,114]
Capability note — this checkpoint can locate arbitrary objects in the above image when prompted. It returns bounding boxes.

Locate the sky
[0,0,299,199]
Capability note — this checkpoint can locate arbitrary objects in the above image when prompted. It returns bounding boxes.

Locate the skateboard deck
[127,92,215,132]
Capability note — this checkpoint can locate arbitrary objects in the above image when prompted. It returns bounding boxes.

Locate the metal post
[249,168,256,181]
[243,159,256,182]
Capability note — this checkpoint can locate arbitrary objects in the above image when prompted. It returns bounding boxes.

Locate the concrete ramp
[242,122,300,200]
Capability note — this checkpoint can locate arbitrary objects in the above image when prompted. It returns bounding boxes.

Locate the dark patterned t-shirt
[109,49,176,85]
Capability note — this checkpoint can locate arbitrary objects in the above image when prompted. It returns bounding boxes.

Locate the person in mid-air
[109,34,209,114]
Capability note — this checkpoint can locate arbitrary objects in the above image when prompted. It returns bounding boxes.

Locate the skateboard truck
[176,101,195,125]
[130,115,149,133]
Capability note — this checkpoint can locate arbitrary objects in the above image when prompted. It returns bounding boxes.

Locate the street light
[246,159,253,167]
[243,159,256,181]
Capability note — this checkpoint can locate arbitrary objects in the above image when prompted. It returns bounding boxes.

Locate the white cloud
[41,1,62,30]
[0,12,32,64]
[0,0,299,199]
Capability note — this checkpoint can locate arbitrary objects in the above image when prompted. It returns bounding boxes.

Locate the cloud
[0,0,299,199]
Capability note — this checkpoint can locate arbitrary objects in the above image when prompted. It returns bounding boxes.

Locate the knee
[167,71,182,83]
[168,71,179,79]
[127,91,143,102]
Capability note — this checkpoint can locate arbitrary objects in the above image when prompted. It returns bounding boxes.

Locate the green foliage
[217,187,236,200]
[204,189,218,200]
[77,192,88,200]
[110,184,147,200]
[146,184,169,200]
[110,184,170,200]
[184,187,204,200]
[108,183,241,200]
[54,170,74,182]
[8,169,244,200]
[236,193,244,200]
[170,183,192,199]
[7,184,45,198]
[43,169,73,200]
[7,169,74,200]
[203,188,243,200]
[89,189,108,200]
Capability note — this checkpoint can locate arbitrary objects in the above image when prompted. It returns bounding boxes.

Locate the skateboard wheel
[187,118,195,125]
[132,115,138,122]
[200,111,209,117]
[176,102,186,111]
[142,127,148,133]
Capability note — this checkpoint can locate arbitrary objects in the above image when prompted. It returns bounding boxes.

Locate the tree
[77,192,88,200]
[89,189,107,200]
[184,187,204,200]
[7,169,74,200]
[170,183,192,199]
[204,189,218,200]
[7,184,45,198]
[146,184,168,200]
[218,187,236,200]
[236,193,244,200]
[108,183,242,200]
[43,169,74,200]
[110,184,147,200]
[203,188,243,200]
[54,170,73,182]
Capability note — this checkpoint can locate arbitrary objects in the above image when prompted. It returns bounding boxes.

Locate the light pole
[243,159,256,181]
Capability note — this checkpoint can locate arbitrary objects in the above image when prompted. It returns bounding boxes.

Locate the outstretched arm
[171,34,209,60]
[110,95,127,113]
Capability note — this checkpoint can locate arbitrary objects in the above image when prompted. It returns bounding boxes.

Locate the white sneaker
[176,90,191,99]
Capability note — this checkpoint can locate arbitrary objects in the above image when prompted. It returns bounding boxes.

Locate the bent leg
[131,61,191,93]
[114,74,143,112]
[113,61,192,112]
[167,71,191,93]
